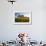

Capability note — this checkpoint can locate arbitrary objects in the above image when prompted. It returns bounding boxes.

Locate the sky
[15,12,31,17]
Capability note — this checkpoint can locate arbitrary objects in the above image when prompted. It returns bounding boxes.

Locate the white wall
[0,0,46,41]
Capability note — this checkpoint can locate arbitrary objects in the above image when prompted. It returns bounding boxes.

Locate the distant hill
[17,15,24,17]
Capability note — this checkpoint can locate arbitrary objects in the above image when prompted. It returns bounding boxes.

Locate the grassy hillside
[15,17,29,22]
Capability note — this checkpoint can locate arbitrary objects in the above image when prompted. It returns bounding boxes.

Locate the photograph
[14,11,32,25]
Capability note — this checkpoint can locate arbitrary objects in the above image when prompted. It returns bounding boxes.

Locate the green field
[15,17,29,22]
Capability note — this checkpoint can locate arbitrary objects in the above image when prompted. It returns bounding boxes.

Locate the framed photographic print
[14,11,32,25]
